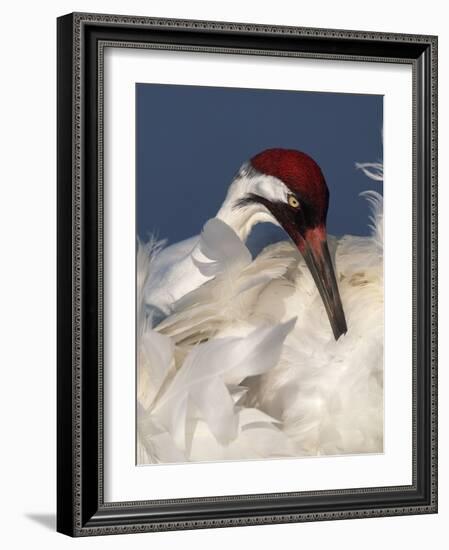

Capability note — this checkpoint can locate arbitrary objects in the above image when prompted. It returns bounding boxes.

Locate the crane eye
[288,195,300,209]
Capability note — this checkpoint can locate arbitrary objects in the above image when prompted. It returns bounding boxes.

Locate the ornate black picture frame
[57,12,438,536]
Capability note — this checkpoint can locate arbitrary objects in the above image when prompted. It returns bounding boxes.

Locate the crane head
[236,148,347,340]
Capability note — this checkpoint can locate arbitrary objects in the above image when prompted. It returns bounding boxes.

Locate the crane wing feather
[151,319,295,448]
[192,218,251,277]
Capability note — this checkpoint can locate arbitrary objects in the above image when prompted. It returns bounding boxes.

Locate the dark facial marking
[235,192,323,240]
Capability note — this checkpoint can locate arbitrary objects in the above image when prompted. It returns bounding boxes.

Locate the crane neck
[215,164,277,242]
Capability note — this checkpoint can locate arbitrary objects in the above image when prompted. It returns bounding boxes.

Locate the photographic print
[136,83,384,465]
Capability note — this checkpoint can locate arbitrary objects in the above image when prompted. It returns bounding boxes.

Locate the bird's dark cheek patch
[233,195,310,245]
[233,193,266,211]
[293,210,307,232]
[268,203,305,244]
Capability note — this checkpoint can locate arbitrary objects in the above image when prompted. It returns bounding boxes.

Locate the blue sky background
[136,84,383,251]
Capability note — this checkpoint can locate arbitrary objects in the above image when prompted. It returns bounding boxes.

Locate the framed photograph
[57,12,438,536]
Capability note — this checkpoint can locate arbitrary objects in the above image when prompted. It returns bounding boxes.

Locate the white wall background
[0,1,445,547]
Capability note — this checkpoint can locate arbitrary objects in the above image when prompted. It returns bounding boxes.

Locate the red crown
[250,148,328,215]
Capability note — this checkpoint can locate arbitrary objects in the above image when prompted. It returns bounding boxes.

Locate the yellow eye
[288,195,300,208]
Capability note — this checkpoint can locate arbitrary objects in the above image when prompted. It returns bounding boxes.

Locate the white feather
[137,329,175,410]
[137,162,384,463]
[137,407,187,464]
[142,164,293,316]
[157,224,296,345]
[150,319,296,451]
[355,161,384,182]
[243,193,384,455]
[188,408,296,462]
[360,190,383,251]
[137,241,178,409]
[192,218,251,277]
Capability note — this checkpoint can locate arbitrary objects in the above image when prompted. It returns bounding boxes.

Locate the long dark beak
[301,233,347,340]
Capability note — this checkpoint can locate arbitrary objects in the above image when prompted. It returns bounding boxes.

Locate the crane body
[138,150,383,463]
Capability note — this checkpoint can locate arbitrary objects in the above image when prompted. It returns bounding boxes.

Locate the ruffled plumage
[137,176,384,464]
